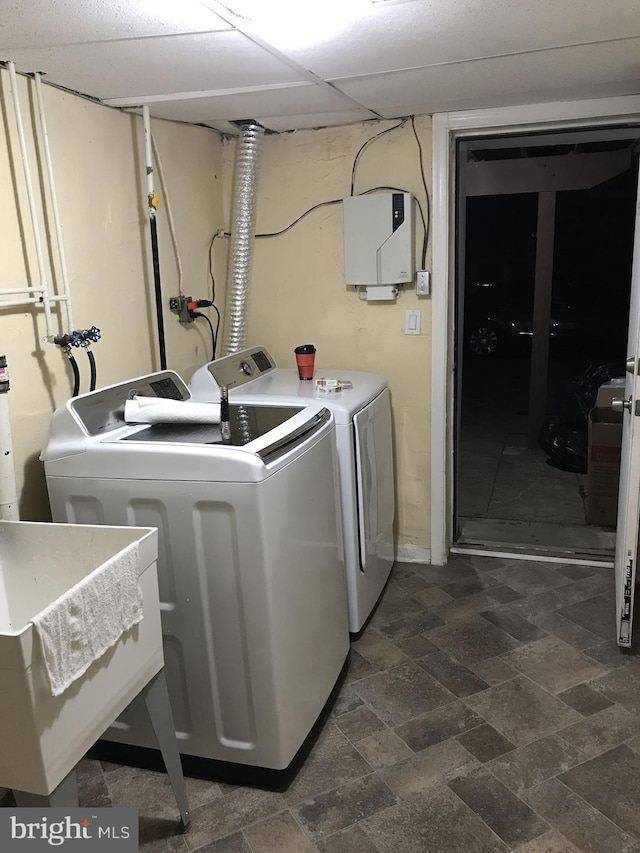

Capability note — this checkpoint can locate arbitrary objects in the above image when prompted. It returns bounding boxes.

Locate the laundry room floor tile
[316,823,381,852]
[243,811,317,852]
[429,615,523,664]
[283,724,374,806]
[353,661,455,725]
[32,555,640,853]
[465,675,581,746]
[363,783,509,853]
[191,832,251,853]
[292,773,396,839]
[351,629,409,669]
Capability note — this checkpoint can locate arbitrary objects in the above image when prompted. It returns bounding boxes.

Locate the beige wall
[1,72,433,555]
[0,69,225,520]
[243,117,433,555]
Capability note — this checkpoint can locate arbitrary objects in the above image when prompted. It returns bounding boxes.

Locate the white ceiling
[1,0,639,135]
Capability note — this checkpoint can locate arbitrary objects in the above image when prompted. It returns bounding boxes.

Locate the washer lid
[122,404,304,447]
[42,369,332,482]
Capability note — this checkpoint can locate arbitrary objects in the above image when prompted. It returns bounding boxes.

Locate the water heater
[343,192,415,301]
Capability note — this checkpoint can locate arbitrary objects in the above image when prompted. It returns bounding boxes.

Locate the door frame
[430,96,640,567]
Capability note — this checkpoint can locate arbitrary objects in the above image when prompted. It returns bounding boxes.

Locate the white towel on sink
[31,542,143,697]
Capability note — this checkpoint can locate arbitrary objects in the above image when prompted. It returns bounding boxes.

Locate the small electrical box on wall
[343,192,415,301]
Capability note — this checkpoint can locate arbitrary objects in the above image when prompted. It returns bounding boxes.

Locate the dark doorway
[455,132,639,559]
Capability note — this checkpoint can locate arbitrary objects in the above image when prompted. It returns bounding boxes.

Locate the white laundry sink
[0,520,161,795]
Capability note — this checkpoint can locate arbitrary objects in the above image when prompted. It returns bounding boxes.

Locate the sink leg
[141,670,191,833]
[13,770,79,808]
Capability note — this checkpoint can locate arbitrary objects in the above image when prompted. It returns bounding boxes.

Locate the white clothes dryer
[42,370,349,779]
[190,346,396,633]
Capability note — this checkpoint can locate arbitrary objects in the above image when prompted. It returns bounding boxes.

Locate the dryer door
[353,389,395,569]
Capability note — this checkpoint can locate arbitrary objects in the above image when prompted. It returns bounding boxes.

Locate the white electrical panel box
[343,193,415,299]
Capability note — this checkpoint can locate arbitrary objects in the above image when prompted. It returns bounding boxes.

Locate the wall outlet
[169,295,194,323]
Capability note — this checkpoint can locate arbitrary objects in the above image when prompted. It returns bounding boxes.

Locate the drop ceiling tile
[201,120,240,135]
[272,0,640,79]
[334,39,640,117]
[146,83,358,123]
[255,109,375,133]
[3,31,304,99]
[0,0,231,48]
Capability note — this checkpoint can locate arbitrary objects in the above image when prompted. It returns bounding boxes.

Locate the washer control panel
[71,371,190,435]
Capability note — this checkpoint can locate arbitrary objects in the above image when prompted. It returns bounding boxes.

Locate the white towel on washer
[31,542,143,696]
[125,396,221,425]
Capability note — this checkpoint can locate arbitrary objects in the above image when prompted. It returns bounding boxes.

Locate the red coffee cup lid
[294,344,316,354]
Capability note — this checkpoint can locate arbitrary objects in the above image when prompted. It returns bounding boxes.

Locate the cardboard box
[595,379,625,410]
[586,402,623,527]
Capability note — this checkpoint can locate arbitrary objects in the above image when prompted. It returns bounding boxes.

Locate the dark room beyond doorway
[455,131,639,561]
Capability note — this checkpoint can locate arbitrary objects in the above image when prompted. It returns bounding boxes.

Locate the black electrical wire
[68,354,80,397]
[411,115,430,267]
[192,312,216,361]
[222,116,424,258]
[86,349,97,392]
[210,303,221,359]
[149,212,168,370]
[350,118,409,196]
[255,199,343,239]
[205,233,223,358]
[208,232,220,302]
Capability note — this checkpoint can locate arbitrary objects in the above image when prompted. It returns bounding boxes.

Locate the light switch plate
[405,309,421,335]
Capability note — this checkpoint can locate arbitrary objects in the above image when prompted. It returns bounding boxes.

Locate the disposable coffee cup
[294,344,316,380]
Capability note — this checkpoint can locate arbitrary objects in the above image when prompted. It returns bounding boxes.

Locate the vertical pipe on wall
[32,73,75,333]
[0,357,19,521]
[151,135,184,298]
[223,123,265,355]
[143,106,167,370]
[6,62,54,340]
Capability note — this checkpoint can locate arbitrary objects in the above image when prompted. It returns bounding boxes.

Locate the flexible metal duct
[223,122,265,355]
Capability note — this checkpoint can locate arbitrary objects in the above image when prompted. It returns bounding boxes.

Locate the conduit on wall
[33,72,75,334]
[223,123,265,355]
[0,357,19,521]
[143,106,168,370]
[142,106,167,370]
[4,62,75,336]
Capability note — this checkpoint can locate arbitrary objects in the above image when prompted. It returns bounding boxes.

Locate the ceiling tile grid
[145,83,359,123]
[0,0,638,133]
[0,0,231,48]
[333,39,640,119]
[274,0,640,80]
[3,31,307,100]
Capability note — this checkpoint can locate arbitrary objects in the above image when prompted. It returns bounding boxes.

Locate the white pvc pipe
[0,295,69,310]
[151,134,184,296]
[0,287,45,296]
[7,62,53,340]
[0,391,19,521]
[33,73,74,333]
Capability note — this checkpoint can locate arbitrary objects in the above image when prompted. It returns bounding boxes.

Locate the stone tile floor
[8,554,640,852]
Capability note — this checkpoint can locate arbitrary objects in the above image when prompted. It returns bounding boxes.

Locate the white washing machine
[41,370,349,776]
[190,346,395,633]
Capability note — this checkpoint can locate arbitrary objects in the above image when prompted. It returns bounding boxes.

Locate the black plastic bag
[539,416,588,473]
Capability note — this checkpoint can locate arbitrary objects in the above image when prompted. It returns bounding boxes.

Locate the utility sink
[0,520,161,796]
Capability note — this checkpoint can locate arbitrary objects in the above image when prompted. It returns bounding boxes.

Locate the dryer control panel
[204,346,277,393]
